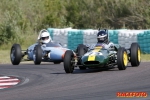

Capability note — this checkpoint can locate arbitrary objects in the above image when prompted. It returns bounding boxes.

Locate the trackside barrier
[118,30,144,49]
[47,28,150,53]
[138,30,150,53]
[68,30,83,50]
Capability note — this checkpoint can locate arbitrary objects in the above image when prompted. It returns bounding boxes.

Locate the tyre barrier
[47,28,150,53]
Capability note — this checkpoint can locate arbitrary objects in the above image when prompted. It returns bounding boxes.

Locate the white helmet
[39,29,51,44]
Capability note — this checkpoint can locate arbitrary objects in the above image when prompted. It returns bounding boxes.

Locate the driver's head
[40,29,51,44]
[97,29,108,43]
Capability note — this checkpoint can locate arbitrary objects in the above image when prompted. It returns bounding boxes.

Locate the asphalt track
[0,62,150,100]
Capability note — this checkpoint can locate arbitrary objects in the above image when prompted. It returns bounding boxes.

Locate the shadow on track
[50,67,122,74]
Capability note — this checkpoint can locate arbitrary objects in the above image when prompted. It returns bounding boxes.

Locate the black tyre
[10,44,22,65]
[77,44,87,70]
[54,62,61,64]
[33,45,42,65]
[130,43,141,67]
[117,47,128,70]
[64,50,75,73]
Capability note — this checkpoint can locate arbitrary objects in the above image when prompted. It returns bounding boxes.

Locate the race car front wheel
[64,50,75,73]
[117,47,128,70]
[77,44,87,70]
[10,44,22,65]
[33,45,42,65]
[130,43,141,67]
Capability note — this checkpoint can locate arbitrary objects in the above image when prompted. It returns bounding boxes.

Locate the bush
[1,0,150,49]
[0,22,16,45]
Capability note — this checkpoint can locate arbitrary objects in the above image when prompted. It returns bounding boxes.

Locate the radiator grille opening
[84,61,99,65]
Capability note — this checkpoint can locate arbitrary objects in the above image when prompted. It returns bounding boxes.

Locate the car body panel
[81,50,109,67]
[26,42,69,62]
[81,43,117,68]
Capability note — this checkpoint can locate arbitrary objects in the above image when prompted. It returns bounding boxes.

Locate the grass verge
[0,34,38,64]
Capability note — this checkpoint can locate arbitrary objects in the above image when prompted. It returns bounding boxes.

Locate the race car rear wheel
[64,50,75,73]
[77,44,87,70]
[117,47,128,70]
[10,44,22,65]
[33,45,42,65]
[130,43,141,67]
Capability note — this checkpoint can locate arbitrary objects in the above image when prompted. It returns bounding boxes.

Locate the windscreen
[45,42,62,47]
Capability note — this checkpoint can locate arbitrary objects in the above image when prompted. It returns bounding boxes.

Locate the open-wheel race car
[10,42,69,65]
[63,42,141,73]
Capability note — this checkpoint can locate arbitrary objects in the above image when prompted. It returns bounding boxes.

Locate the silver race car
[10,42,70,65]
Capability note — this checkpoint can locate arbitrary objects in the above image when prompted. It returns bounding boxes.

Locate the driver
[96,29,115,49]
[37,29,53,44]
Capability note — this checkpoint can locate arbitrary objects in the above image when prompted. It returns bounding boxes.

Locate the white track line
[0,76,11,79]
[0,86,11,89]
[0,82,19,86]
[0,79,19,82]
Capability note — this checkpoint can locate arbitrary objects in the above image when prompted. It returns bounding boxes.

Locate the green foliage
[0,23,15,45]
[1,0,150,48]
[39,0,67,29]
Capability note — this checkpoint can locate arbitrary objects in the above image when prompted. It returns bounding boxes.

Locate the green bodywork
[81,49,110,68]
[81,43,120,68]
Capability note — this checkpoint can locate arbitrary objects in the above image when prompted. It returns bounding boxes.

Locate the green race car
[63,42,141,73]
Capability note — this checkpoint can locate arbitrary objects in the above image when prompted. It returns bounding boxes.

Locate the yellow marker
[88,46,102,61]
[88,55,95,61]
[93,46,102,52]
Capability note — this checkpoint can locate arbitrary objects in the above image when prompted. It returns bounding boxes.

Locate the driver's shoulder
[107,41,114,45]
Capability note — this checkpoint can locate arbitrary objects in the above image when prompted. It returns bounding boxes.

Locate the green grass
[0,50,11,64]
[0,34,38,50]
[141,54,150,62]
[0,33,38,64]
[0,50,149,64]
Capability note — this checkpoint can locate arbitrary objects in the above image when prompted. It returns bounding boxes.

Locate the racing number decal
[93,46,102,52]
[88,46,102,61]
[88,55,95,61]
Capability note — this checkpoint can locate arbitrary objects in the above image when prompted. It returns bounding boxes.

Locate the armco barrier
[47,28,150,53]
